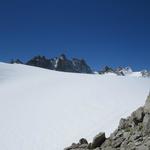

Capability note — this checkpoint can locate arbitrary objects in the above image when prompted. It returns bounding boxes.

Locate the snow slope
[0,62,150,150]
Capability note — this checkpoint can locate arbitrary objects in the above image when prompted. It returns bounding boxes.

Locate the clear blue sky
[0,0,149,70]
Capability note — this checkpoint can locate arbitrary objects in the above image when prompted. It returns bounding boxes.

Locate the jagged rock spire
[25,54,92,74]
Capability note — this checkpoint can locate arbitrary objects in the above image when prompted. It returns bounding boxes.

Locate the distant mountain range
[10,54,92,74]
[10,54,150,77]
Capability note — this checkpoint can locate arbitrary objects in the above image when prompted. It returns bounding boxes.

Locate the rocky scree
[64,93,150,150]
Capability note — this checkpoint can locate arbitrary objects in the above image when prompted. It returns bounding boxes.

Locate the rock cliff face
[13,54,93,74]
[26,56,54,70]
[64,93,150,150]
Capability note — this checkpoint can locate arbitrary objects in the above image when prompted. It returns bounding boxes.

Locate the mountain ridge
[10,54,150,77]
[11,54,92,74]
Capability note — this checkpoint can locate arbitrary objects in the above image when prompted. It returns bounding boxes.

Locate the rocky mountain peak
[99,66,133,76]
[59,54,67,60]
[115,66,133,76]
[99,66,114,74]
[10,55,149,77]
[72,58,92,73]
[26,55,53,69]
[23,54,92,74]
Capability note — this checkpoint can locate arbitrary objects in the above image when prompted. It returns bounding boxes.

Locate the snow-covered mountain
[0,62,150,150]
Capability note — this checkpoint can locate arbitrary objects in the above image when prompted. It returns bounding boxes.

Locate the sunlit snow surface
[0,62,150,150]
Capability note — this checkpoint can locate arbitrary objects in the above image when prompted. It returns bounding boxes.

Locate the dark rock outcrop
[64,139,88,150]
[99,66,114,74]
[79,138,88,145]
[25,54,93,74]
[91,132,106,149]
[64,93,150,150]
[141,70,150,78]
[26,56,54,69]
[54,54,75,72]
[72,58,92,73]
[99,66,133,76]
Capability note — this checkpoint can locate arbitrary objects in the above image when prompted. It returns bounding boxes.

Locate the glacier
[0,62,150,150]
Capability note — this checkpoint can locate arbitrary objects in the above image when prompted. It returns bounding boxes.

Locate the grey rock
[26,54,93,74]
[115,130,124,138]
[102,147,117,150]
[87,143,92,149]
[110,129,119,140]
[93,148,101,150]
[64,93,150,150]
[132,132,142,140]
[131,107,144,125]
[143,113,150,133]
[144,93,150,113]
[101,138,111,148]
[123,132,130,140]
[135,141,141,146]
[91,132,106,149]
[111,137,124,148]
[118,118,128,129]
[78,144,88,148]
[64,143,79,150]
[136,145,150,150]
[79,138,88,145]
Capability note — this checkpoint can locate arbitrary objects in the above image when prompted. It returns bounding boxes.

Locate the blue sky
[0,0,149,70]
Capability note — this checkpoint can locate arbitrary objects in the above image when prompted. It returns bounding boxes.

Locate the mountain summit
[10,54,150,77]
[17,54,93,74]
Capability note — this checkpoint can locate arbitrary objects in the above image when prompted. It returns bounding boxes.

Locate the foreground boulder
[91,132,106,149]
[64,139,88,150]
[64,93,150,150]
[79,138,88,145]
